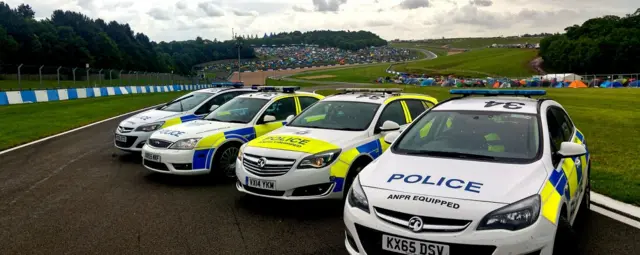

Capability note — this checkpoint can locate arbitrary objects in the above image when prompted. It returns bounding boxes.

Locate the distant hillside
[394,36,546,50]
[238,30,388,51]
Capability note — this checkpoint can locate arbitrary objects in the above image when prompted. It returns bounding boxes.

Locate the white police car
[114,84,255,152]
[141,86,324,177]
[236,88,438,200]
[344,89,590,255]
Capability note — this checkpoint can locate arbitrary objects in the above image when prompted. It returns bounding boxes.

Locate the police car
[141,86,324,177]
[343,90,590,255]
[235,88,438,200]
[114,84,255,152]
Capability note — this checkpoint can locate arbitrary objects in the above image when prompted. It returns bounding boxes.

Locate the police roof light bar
[337,88,403,93]
[212,82,243,88]
[450,89,546,98]
[256,86,300,93]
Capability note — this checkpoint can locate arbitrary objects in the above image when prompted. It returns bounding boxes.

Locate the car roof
[322,92,433,105]
[237,91,319,100]
[433,96,540,114]
[194,87,253,94]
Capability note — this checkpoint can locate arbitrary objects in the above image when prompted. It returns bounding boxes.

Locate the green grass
[289,64,392,83]
[400,37,544,49]
[390,42,450,57]
[395,48,539,78]
[0,78,191,90]
[0,92,188,150]
[314,86,640,205]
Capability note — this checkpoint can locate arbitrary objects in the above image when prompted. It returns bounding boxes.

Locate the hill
[394,36,545,51]
[242,30,387,51]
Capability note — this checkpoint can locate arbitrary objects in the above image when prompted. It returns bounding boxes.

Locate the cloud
[312,0,347,12]
[469,0,492,7]
[292,5,311,12]
[176,1,187,10]
[365,19,393,27]
[398,0,430,10]
[147,8,171,21]
[232,9,258,16]
[197,1,225,17]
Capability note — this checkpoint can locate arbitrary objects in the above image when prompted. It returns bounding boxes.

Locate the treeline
[0,3,254,75]
[238,30,388,51]
[540,8,640,74]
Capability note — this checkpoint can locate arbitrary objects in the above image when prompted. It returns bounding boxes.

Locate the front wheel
[552,215,579,255]
[342,165,364,200]
[212,145,240,179]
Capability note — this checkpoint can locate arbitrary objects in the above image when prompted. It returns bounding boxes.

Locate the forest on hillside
[540,8,640,74]
[0,3,388,75]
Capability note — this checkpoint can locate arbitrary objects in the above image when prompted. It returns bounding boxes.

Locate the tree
[15,4,34,19]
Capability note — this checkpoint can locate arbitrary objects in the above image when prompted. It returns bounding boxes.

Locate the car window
[550,107,574,141]
[287,101,380,131]
[204,97,269,124]
[377,100,407,128]
[159,92,212,112]
[298,96,319,111]
[393,110,540,163]
[260,97,297,122]
[404,99,429,120]
[546,109,565,167]
[195,92,234,115]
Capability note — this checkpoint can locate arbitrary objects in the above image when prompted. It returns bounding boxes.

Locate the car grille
[374,207,472,233]
[148,139,172,148]
[115,135,137,148]
[143,160,169,171]
[117,126,134,133]
[354,223,496,255]
[242,153,296,177]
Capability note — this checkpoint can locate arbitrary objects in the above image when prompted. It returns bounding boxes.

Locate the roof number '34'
[484,101,525,110]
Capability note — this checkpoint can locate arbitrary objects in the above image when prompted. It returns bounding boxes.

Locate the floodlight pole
[235,34,243,81]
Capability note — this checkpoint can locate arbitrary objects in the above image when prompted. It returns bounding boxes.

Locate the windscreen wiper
[407,150,497,160]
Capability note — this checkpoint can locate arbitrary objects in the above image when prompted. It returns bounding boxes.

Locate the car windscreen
[158,92,212,112]
[287,101,380,131]
[203,97,269,124]
[392,110,541,163]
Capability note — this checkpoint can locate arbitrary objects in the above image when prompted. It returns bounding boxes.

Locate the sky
[7,0,635,42]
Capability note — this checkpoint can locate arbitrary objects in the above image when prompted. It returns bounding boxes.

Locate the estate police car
[114,84,255,152]
[235,88,438,200]
[141,86,324,177]
[343,89,590,255]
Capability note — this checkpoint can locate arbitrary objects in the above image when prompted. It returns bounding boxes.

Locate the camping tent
[599,81,623,88]
[568,80,587,88]
[536,73,583,81]
[630,80,640,87]
[420,78,435,86]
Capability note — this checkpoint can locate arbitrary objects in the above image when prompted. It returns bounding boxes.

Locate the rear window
[392,110,541,163]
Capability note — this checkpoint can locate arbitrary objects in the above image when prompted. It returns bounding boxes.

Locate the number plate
[382,234,449,255]
[246,177,276,190]
[115,134,127,142]
[144,152,161,162]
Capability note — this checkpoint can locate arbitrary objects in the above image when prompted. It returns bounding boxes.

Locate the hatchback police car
[343,90,590,255]
[236,88,438,200]
[141,86,324,177]
[114,84,255,152]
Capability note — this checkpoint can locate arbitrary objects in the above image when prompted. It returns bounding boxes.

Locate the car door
[374,100,410,152]
[546,107,580,217]
[296,96,321,112]
[549,106,583,214]
[194,91,242,117]
[254,96,297,137]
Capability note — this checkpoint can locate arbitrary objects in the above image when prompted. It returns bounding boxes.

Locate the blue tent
[630,80,640,87]
[554,82,564,88]
[612,81,624,88]
[527,80,540,87]
[421,79,435,86]
[600,81,612,88]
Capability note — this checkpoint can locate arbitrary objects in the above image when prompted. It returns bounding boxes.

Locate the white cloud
[4,0,633,42]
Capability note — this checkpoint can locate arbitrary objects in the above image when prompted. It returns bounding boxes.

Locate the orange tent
[492,81,500,88]
[568,80,587,88]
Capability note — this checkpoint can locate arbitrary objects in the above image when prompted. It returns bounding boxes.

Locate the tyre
[211,143,241,179]
[552,215,579,255]
[342,165,364,200]
[575,160,591,229]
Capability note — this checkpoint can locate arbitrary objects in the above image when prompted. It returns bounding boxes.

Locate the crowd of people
[201,45,417,73]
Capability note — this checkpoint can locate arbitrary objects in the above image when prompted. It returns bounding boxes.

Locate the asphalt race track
[1,86,639,255]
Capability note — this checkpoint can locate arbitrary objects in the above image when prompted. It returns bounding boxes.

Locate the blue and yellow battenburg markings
[161,114,201,128]
[190,122,288,170]
[540,129,588,224]
[330,138,389,192]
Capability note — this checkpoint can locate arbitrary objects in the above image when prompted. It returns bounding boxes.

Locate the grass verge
[0,79,191,91]
[315,86,640,205]
[0,92,187,150]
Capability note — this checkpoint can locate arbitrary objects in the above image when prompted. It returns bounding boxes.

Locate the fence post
[135,71,139,85]
[109,70,113,86]
[156,72,159,86]
[73,67,78,86]
[129,71,133,86]
[39,65,44,87]
[17,64,23,89]
[171,71,174,85]
[57,66,62,87]
[119,70,124,86]
[87,68,91,87]
[98,69,103,87]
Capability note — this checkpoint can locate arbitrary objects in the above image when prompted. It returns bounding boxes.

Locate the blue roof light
[212,82,243,88]
[450,89,546,96]
[257,86,300,93]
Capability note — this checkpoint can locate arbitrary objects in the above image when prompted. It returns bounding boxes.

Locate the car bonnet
[149,120,246,142]
[120,109,186,128]
[358,152,547,204]
[246,126,366,154]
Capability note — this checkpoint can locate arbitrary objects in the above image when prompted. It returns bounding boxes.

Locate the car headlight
[347,176,370,213]
[477,194,540,231]
[135,122,165,132]
[237,144,247,161]
[168,138,201,150]
[297,149,341,169]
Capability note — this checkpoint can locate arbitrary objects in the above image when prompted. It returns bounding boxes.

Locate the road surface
[0,86,638,255]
